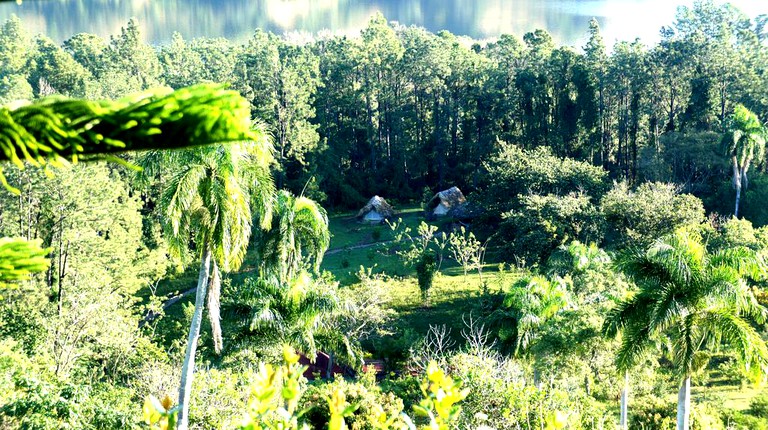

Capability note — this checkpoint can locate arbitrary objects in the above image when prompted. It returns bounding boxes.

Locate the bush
[479,143,609,216]
[601,182,705,248]
[302,372,404,430]
[498,192,604,265]
[749,391,768,418]
[723,409,768,430]
[630,396,726,430]
[630,396,676,430]
[414,251,437,304]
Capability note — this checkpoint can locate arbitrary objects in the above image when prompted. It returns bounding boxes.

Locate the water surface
[1,0,766,47]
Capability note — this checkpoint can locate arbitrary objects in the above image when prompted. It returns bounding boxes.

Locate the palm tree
[546,241,611,278]
[253,189,330,283]
[137,132,274,430]
[492,274,568,357]
[604,230,768,430]
[243,271,340,359]
[723,104,767,217]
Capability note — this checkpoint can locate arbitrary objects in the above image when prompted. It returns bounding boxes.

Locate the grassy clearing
[382,272,504,340]
[327,206,426,250]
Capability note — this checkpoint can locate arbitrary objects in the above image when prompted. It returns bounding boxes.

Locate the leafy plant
[0,84,257,193]
[415,252,437,305]
[409,361,469,430]
[143,394,179,430]
[0,238,50,291]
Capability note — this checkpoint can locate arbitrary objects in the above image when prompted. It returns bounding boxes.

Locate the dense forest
[3,1,768,429]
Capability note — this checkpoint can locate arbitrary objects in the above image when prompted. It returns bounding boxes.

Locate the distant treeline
[1,1,767,209]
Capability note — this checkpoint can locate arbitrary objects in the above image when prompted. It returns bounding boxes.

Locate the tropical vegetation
[2,2,768,429]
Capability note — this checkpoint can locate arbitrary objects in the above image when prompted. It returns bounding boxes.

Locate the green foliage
[630,397,728,430]
[4,8,768,429]
[606,229,768,375]
[722,104,768,217]
[143,395,178,430]
[0,84,258,189]
[411,361,469,430]
[479,143,609,216]
[723,409,768,430]
[629,396,676,430]
[601,182,706,248]
[748,390,768,418]
[0,163,169,378]
[448,226,485,280]
[639,131,726,197]
[253,190,330,282]
[491,274,568,357]
[414,252,437,305]
[233,273,341,359]
[0,238,50,290]
[499,192,604,265]
[302,371,405,430]
[234,347,309,430]
[31,36,93,98]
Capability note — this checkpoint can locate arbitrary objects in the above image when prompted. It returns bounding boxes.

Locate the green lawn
[327,205,431,250]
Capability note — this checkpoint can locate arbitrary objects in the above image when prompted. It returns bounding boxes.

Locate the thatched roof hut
[356,196,395,223]
[426,187,468,219]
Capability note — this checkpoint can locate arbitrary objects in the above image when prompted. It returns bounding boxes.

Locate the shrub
[601,182,705,248]
[749,390,768,418]
[498,192,604,265]
[478,143,609,216]
[630,396,676,430]
[415,251,437,304]
[143,346,468,430]
[371,228,382,242]
[629,396,725,430]
[722,409,768,430]
[302,371,404,430]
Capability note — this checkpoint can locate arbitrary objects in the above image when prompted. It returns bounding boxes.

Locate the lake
[1,0,766,47]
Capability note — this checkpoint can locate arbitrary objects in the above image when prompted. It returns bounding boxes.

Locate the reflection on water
[0,0,765,46]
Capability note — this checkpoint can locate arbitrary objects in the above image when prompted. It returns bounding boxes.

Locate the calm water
[1,0,766,47]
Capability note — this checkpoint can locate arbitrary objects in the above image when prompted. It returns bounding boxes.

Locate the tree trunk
[620,371,629,430]
[733,157,742,218]
[176,247,212,430]
[676,376,691,430]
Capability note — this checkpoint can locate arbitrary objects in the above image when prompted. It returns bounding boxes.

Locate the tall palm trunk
[676,376,691,430]
[620,371,629,430]
[177,247,212,430]
[733,156,742,217]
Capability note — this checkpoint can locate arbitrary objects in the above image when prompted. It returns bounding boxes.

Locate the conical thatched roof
[356,196,395,219]
[428,187,466,210]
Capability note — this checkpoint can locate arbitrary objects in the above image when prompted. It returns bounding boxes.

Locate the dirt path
[324,240,393,255]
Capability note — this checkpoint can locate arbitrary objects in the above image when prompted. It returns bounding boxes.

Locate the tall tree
[30,36,93,98]
[63,33,107,78]
[722,104,767,217]
[253,189,330,283]
[605,230,768,430]
[235,31,321,190]
[159,32,204,89]
[0,15,36,103]
[137,132,274,430]
[583,18,608,165]
[100,19,162,97]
